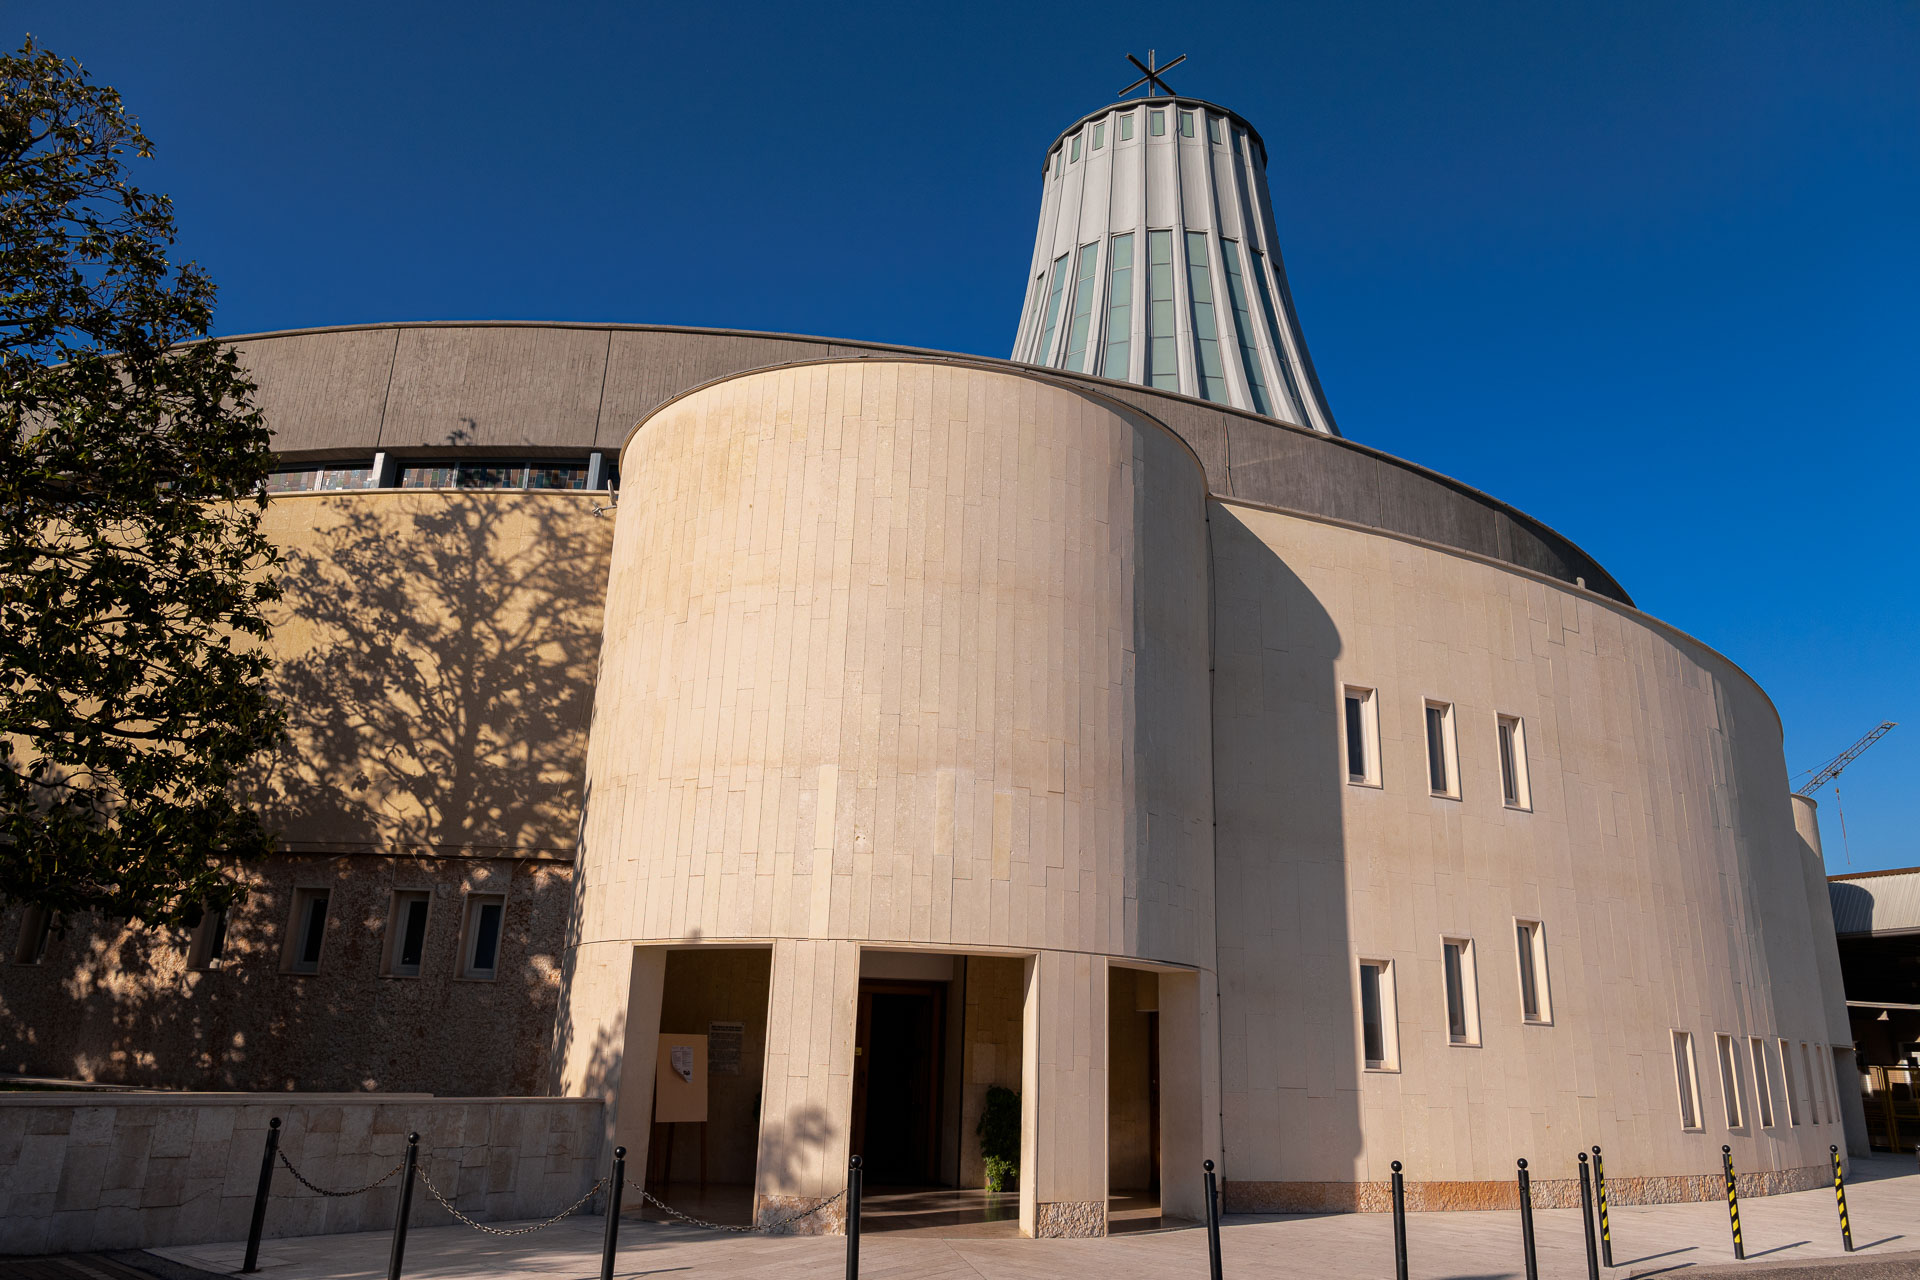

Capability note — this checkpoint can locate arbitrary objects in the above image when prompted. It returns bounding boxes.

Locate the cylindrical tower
[1012,96,1339,434]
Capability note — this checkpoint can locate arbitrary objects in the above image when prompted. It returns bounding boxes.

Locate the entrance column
[753,937,860,1233]
[1157,967,1223,1221]
[1020,950,1109,1237]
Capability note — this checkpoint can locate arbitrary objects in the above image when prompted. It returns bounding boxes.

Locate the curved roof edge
[206,319,1630,605]
[1041,97,1268,168]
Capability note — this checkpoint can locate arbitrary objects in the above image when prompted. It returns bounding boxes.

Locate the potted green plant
[977,1084,1020,1192]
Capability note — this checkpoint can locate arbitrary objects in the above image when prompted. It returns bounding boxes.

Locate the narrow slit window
[1802,1043,1819,1123]
[1674,1031,1702,1130]
[1781,1038,1802,1124]
[1516,920,1551,1023]
[1217,241,1272,415]
[1145,231,1177,390]
[1070,133,1082,162]
[1751,1037,1775,1127]
[1359,959,1399,1070]
[388,891,431,978]
[1061,243,1101,373]
[287,890,330,975]
[1498,714,1531,809]
[1119,113,1135,141]
[1444,939,1480,1045]
[1179,110,1195,138]
[1717,1034,1743,1127]
[1092,122,1105,150]
[462,895,506,980]
[186,907,228,971]
[1184,232,1227,402]
[1036,253,1070,365]
[1425,701,1459,798]
[1343,685,1379,786]
[12,906,50,965]
[1249,249,1304,410]
[1101,233,1134,379]
[1207,114,1221,142]
[1150,110,1165,137]
[1053,149,1062,177]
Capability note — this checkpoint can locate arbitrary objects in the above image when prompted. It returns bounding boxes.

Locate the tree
[0,38,283,927]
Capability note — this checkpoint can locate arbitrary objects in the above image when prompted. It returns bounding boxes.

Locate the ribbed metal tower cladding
[1013,97,1339,435]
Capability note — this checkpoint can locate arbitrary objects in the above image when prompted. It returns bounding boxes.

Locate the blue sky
[28,1,1917,868]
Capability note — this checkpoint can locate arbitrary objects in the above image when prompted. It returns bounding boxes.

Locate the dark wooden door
[849,980,946,1185]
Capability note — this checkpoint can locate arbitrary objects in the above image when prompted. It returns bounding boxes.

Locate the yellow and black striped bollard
[1591,1146,1612,1268]
[1722,1145,1744,1261]
[1832,1144,1854,1252]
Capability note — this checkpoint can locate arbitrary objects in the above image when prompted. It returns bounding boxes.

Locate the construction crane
[1794,721,1897,866]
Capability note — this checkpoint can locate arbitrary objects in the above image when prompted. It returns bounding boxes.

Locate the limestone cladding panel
[0,855,570,1095]
[252,490,610,856]
[571,361,1216,962]
[1209,501,1851,1193]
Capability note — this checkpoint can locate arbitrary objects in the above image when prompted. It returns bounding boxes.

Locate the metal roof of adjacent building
[1829,866,1920,936]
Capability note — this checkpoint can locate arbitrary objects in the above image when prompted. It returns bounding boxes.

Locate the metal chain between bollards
[415,1163,607,1237]
[628,1179,847,1233]
[277,1148,410,1198]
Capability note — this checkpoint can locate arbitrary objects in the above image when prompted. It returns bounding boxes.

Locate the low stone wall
[1224,1163,1833,1214]
[0,1093,604,1255]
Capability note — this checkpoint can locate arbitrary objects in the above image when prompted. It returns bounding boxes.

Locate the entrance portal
[852,980,947,1185]
[1109,966,1164,1232]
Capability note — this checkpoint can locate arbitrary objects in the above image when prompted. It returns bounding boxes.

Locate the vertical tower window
[1443,938,1480,1046]
[1070,134,1082,162]
[12,906,50,965]
[1497,714,1531,809]
[1248,249,1302,408]
[1036,253,1070,365]
[1053,150,1062,177]
[1061,243,1101,373]
[462,895,506,980]
[1092,122,1105,150]
[1149,110,1165,137]
[186,907,228,971]
[1184,233,1227,402]
[1717,1034,1743,1128]
[1425,700,1460,798]
[1119,113,1135,141]
[1343,685,1379,786]
[1145,231,1177,391]
[387,891,431,978]
[1515,920,1551,1023]
[1206,114,1221,142]
[1751,1038,1775,1126]
[1674,1031,1702,1130]
[1781,1038,1802,1124]
[286,889,329,975]
[1359,959,1399,1070]
[1217,241,1272,415]
[1102,233,1134,379]
[1178,110,1195,137]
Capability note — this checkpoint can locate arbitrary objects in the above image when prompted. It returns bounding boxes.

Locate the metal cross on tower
[1118,49,1186,99]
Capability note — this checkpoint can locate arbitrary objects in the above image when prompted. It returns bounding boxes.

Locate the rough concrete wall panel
[379,326,610,450]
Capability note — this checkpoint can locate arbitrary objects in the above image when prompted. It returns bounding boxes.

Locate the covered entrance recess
[848,950,1024,1235]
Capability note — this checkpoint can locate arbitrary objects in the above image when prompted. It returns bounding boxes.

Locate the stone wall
[0,1093,603,1254]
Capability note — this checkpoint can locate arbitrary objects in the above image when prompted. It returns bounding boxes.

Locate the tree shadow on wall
[255,491,612,855]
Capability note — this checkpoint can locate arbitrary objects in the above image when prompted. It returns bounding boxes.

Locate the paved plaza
[127,1156,1920,1280]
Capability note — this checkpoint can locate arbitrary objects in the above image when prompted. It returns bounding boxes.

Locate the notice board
[654,1033,708,1123]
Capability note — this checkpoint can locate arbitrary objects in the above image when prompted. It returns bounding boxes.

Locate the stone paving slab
[147,1156,1920,1279]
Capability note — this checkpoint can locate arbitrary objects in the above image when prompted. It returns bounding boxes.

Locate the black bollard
[1516,1159,1538,1280]
[1831,1145,1854,1253]
[1390,1160,1408,1280]
[1578,1153,1600,1280]
[1722,1145,1744,1261]
[600,1145,626,1280]
[241,1117,281,1274]
[1203,1159,1224,1280]
[1592,1146,1613,1268]
[387,1132,420,1280]
[845,1154,862,1280]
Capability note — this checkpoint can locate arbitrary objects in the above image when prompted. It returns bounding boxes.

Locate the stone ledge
[1224,1164,1831,1214]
